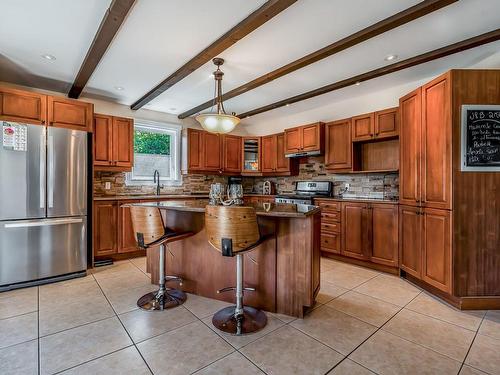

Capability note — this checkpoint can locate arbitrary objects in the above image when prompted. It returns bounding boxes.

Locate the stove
[275,181,332,205]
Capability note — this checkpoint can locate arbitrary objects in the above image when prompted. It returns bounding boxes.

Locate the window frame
[125,119,182,186]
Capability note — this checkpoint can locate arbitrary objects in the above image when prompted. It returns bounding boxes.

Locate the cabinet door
[93,114,113,166]
[422,74,452,210]
[342,202,370,260]
[422,208,452,293]
[284,127,301,153]
[112,117,134,168]
[374,107,398,139]
[302,123,322,151]
[48,96,93,131]
[261,135,277,172]
[222,134,242,173]
[371,204,398,267]
[399,205,422,278]
[0,86,47,124]
[399,88,421,206]
[118,200,140,253]
[242,137,261,173]
[94,202,118,256]
[321,233,341,254]
[351,113,374,141]
[325,119,352,170]
[188,128,204,170]
[203,132,221,172]
[275,133,290,172]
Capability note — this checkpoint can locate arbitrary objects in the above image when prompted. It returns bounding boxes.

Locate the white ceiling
[1,0,499,127]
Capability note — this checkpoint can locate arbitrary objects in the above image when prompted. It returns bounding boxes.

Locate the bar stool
[130,206,192,311]
[205,205,268,335]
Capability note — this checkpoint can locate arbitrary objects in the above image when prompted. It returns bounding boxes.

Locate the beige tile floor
[0,257,498,375]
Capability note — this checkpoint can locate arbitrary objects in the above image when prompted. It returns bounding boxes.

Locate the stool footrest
[165,275,183,286]
[217,286,256,294]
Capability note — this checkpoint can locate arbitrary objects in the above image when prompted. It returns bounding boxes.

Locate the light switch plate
[104,182,111,190]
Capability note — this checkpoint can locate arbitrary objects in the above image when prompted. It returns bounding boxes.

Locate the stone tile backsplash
[242,156,399,200]
[94,157,398,200]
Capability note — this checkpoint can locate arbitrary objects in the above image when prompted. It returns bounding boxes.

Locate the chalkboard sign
[461,105,500,171]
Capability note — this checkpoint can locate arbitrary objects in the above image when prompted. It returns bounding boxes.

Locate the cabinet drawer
[317,201,341,211]
[321,211,341,222]
[321,233,341,253]
[321,222,340,233]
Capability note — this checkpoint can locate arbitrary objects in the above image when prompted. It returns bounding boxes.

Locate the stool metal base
[137,289,187,311]
[212,306,267,335]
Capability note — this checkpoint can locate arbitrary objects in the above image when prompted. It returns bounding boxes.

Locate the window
[126,119,182,186]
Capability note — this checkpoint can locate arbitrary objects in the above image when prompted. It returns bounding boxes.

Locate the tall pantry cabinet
[398,70,500,309]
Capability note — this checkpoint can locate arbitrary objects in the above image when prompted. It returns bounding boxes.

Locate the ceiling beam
[237,28,500,118]
[130,0,298,110]
[68,0,136,99]
[178,0,457,119]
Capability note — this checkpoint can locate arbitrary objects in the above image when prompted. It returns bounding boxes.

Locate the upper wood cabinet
[93,114,134,171]
[187,128,204,171]
[325,119,352,171]
[0,86,94,131]
[399,88,422,206]
[0,86,47,124]
[222,134,242,173]
[261,133,297,175]
[261,135,276,173]
[284,122,324,155]
[203,132,222,172]
[352,113,374,141]
[275,133,290,173]
[242,137,261,174]
[48,96,93,132]
[374,107,399,138]
[399,73,451,209]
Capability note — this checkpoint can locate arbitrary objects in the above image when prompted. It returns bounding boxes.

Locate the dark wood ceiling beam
[178,0,457,119]
[238,28,500,118]
[68,0,136,99]
[130,0,297,110]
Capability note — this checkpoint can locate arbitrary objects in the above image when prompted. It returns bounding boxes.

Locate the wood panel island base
[129,200,321,318]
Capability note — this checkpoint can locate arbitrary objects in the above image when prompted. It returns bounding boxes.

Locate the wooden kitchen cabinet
[275,133,290,172]
[93,114,134,171]
[261,133,297,175]
[399,88,422,206]
[284,122,324,155]
[242,137,261,174]
[48,96,93,132]
[93,201,118,256]
[187,128,204,171]
[399,205,422,278]
[351,113,374,141]
[342,202,370,260]
[315,199,342,255]
[222,134,242,173]
[203,131,222,172]
[374,107,398,139]
[261,135,276,173]
[422,208,452,293]
[325,118,352,171]
[371,203,399,267]
[118,200,140,253]
[0,86,47,124]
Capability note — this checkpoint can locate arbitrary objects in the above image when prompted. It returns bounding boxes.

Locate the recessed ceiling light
[286,103,290,107]
[114,86,124,91]
[169,107,177,111]
[355,81,361,86]
[41,54,56,61]
[384,54,398,61]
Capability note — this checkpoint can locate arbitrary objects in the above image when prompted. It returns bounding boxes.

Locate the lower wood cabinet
[342,202,371,261]
[371,203,399,267]
[118,199,140,253]
[93,201,118,257]
[399,205,452,293]
[315,199,341,255]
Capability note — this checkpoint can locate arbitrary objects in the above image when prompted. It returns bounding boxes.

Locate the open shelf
[352,138,399,173]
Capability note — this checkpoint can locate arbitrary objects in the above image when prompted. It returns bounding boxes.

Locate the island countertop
[126,199,320,218]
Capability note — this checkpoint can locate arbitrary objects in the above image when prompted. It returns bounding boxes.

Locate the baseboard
[321,252,399,275]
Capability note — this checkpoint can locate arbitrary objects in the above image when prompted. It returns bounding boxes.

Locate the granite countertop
[93,194,209,201]
[125,199,320,218]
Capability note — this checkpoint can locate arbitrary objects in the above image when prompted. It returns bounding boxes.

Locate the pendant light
[196,58,240,134]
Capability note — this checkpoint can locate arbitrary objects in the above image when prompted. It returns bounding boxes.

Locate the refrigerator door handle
[48,135,54,208]
[39,130,46,209]
[4,218,83,228]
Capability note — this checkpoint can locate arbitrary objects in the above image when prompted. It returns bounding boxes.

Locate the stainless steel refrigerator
[0,121,87,291]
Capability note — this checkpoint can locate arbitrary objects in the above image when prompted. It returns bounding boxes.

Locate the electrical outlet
[345,183,350,191]
[104,182,111,190]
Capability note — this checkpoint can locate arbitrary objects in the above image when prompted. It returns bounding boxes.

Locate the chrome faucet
[153,170,160,195]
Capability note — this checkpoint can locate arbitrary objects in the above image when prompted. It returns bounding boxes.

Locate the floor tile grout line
[0,309,38,321]
[91,272,155,375]
[188,350,240,375]
[457,313,488,375]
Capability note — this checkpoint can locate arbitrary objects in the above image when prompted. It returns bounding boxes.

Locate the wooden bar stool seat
[130,206,192,311]
[205,205,268,335]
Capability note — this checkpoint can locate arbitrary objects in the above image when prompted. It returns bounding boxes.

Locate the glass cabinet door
[243,138,260,172]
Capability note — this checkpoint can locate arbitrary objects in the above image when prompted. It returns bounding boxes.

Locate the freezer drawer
[0,217,87,287]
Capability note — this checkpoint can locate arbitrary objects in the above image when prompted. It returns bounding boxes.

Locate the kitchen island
[128,200,321,318]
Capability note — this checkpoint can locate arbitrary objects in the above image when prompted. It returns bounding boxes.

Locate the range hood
[285,150,322,158]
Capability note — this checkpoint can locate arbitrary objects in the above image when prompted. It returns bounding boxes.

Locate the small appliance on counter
[262,180,275,195]
[275,181,332,205]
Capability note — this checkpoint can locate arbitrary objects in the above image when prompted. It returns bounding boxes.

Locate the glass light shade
[195,113,240,134]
